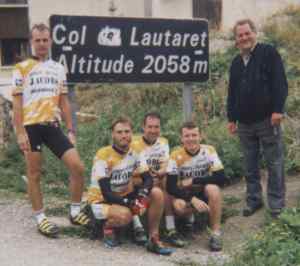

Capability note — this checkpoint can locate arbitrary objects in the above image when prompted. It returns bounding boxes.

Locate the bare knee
[150,187,164,203]
[205,184,222,202]
[73,161,85,177]
[62,150,85,178]
[173,199,189,216]
[27,171,41,184]
[26,164,42,183]
[68,161,85,182]
[114,208,132,226]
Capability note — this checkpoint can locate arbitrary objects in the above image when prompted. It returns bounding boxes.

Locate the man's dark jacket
[227,43,288,124]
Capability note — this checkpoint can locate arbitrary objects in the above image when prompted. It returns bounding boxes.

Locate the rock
[0,95,13,149]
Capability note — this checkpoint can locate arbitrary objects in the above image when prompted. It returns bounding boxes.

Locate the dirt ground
[0,175,299,266]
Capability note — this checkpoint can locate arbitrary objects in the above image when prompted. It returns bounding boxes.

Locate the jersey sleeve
[208,146,224,172]
[135,152,149,174]
[166,158,179,176]
[162,142,170,161]
[11,67,24,96]
[58,64,68,95]
[90,154,110,181]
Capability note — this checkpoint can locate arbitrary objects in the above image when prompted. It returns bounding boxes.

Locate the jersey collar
[184,146,201,157]
[112,144,129,155]
[142,136,157,146]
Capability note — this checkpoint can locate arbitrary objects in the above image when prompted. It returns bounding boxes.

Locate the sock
[34,210,46,225]
[188,213,195,224]
[70,202,81,218]
[165,215,176,231]
[132,215,143,229]
[212,230,222,236]
[91,204,105,220]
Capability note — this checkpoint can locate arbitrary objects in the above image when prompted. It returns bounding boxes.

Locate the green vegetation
[0,5,299,265]
[225,199,300,266]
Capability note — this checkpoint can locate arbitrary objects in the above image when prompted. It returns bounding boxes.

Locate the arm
[192,169,226,187]
[269,47,288,125]
[99,178,130,206]
[227,63,238,134]
[12,94,30,152]
[59,93,75,144]
[270,47,288,114]
[139,171,153,195]
[227,63,237,124]
[166,174,193,202]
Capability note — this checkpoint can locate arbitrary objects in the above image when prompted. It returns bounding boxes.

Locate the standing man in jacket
[227,19,288,218]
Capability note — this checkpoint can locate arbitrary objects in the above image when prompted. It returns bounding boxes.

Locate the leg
[204,185,223,251]
[259,121,285,210]
[105,205,132,228]
[204,185,222,232]
[24,125,59,237]
[164,192,174,218]
[173,198,195,239]
[238,123,263,208]
[146,187,173,255]
[173,198,194,217]
[163,189,186,247]
[25,151,43,211]
[62,148,91,226]
[61,148,85,203]
[147,187,164,238]
[96,204,132,248]
[160,179,176,230]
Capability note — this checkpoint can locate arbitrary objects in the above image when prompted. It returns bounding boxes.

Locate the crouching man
[87,117,173,255]
[166,121,226,251]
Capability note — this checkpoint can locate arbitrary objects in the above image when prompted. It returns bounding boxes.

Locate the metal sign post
[183,82,193,121]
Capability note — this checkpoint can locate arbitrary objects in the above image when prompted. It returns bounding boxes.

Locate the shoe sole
[164,239,186,248]
[243,204,263,217]
[147,249,173,256]
[38,229,59,238]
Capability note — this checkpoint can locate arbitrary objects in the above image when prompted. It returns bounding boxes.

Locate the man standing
[131,112,185,247]
[166,122,226,251]
[87,117,173,255]
[12,24,90,237]
[227,19,288,217]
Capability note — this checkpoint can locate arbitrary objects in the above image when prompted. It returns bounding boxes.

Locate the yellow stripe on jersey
[23,96,60,125]
[12,59,39,95]
[11,58,68,125]
[17,59,39,78]
[169,146,191,167]
[168,144,224,182]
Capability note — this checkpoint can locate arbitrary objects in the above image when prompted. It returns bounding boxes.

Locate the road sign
[50,15,209,83]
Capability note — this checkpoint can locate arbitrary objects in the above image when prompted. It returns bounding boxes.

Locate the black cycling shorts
[192,191,208,204]
[25,122,74,159]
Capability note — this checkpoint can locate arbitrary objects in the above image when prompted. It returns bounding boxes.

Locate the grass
[0,6,300,266]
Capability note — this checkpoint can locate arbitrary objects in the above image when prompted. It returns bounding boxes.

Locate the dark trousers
[238,118,285,210]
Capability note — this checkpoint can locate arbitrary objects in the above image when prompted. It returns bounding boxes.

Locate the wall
[222,0,300,30]
[28,0,145,26]
[152,0,192,19]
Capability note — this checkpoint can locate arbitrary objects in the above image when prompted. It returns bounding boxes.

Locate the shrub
[226,203,300,266]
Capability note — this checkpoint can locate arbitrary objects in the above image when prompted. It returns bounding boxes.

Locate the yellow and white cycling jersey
[11,58,68,125]
[167,144,224,188]
[131,135,169,185]
[87,146,149,204]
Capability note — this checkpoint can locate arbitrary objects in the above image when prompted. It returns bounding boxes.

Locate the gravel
[0,199,229,266]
